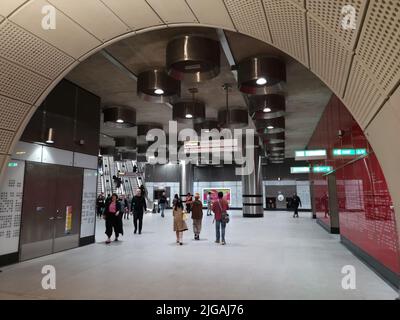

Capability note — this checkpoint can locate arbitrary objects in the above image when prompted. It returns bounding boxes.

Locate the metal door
[20,163,83,261]
[20,163,58,261]
[53,165,83,253]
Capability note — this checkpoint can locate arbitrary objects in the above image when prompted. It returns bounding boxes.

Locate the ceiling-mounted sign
[290,167,310,174]
[332,148,367,156]
[8,162,18,167]
[295,150,327,161]
[312,166,333,173]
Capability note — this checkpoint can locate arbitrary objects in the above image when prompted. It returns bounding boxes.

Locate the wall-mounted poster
[202,188,231,206]
[65,206,73,234]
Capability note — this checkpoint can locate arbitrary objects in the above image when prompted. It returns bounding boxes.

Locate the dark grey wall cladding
[145,159,310,182]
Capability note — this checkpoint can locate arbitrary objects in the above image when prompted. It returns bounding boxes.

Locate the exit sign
[290,167,310,174]
[295,149,327,161]
[333,149,367,156]
[312,166,332,173]
[8,162,18,167]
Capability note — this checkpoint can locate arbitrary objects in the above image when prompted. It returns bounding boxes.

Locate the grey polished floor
[0,210,397,300]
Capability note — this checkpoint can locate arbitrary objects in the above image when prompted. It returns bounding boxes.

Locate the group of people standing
[172,191,229,246]
[97,189,147,244]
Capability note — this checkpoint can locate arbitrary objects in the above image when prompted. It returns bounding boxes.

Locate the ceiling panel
[263,0,308,67]
[48,0,130,42]
[0,57,52,104]
[306,0,367,50]
[10,0,101,59]
[101,0,163,31]
[0,20,75,79]
[355,0,400,96]
[0,129,16,154]
[146,0,198,24]
[0,95,32,132]
[186,0,235,30]
[307,16,353,98]
[0,0,28,17]
[344,57,387,129]
[224,0,272,44]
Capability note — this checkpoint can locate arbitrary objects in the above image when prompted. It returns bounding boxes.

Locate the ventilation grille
[0,95,32,132]
[0,57,51,104]
[306,0,366,50]
[308,17,353,98]
[344,57,387,129]
[0,129,15,154]
[224,0,272,43]
[263,0,308,66]
[356,0,400,95]
[0,21,75,80]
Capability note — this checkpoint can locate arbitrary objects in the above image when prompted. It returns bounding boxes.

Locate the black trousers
[105,215,118,238]
[133,212,144,233]
[293,205,299,217]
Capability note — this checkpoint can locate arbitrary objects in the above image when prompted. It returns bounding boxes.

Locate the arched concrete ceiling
[0,0,399,239]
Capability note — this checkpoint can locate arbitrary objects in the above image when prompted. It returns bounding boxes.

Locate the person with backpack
[191,193,203,240]
[211,191,229,245]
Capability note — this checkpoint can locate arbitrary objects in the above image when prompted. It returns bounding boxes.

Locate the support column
[327,173,340,234]
[242,144,264,217]
[179,161,194,202]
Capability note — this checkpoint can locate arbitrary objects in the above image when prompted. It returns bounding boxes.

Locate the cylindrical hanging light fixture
[103,106,136,128]
[218,109,248,128]
[46,128,55,144]
[166,35,221,82]
[238,56,286,95]
[114,136,137,151]
[137,69,180,103]
[194,119,219,135]
[249,94,286,119]
[255,117,285,134]
[136,123,164,146]
[173,88,206,124]
[261,132,285,145]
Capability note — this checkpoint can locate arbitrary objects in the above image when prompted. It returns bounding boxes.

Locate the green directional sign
[290,167,310,174]
[312,166,332,173]
[332,148,367,156]
[8,162,18,167]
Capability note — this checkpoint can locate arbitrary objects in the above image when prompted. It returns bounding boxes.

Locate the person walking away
[186,192,193,214]
[191,193,203,240]
[206,192,212,216]
[122,195,130,220]
[173,199,188,245]
[321,193,329,218]
[131,188,147,234]
[212,192,229,245]
[104,193,123,244]
[159,192,167,218]
[292,193,302,218]
[96,193,105,218]
[172,194,179,207]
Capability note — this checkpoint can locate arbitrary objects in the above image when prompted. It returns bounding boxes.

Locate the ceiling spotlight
[256,77,267,85]
[154,89,164,95]
[116,119,124,124]
[185,114,193,119]
[103,106,136,128]
[267,125,274,130]
[263,107,272,113]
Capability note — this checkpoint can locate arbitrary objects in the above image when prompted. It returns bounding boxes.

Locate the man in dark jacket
[131,188,147,234]
[191,193,203,240]
[292,193,302,218]
[159,192,167,218]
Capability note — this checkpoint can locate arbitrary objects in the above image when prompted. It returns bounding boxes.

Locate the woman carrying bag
[173,198,188,245]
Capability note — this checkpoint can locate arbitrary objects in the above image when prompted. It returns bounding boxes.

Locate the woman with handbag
[173,198,188,245]
[211,191,229,245]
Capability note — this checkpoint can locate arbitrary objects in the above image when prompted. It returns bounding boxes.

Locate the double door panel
[20,162,83,261]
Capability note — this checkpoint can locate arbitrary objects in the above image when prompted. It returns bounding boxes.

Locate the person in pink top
[211,191,229,245]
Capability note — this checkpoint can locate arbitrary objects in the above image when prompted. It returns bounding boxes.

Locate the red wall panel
[308,95,400,274]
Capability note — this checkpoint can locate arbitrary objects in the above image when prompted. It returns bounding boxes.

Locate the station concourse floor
[0,210,397,300]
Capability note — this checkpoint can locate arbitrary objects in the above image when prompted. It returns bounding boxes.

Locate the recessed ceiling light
[256,77,267,85]
[116,119,124,124]
[263,107,272,113]
[154,88,164,95]
[185,114,193,119]
[267,125,274,129]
